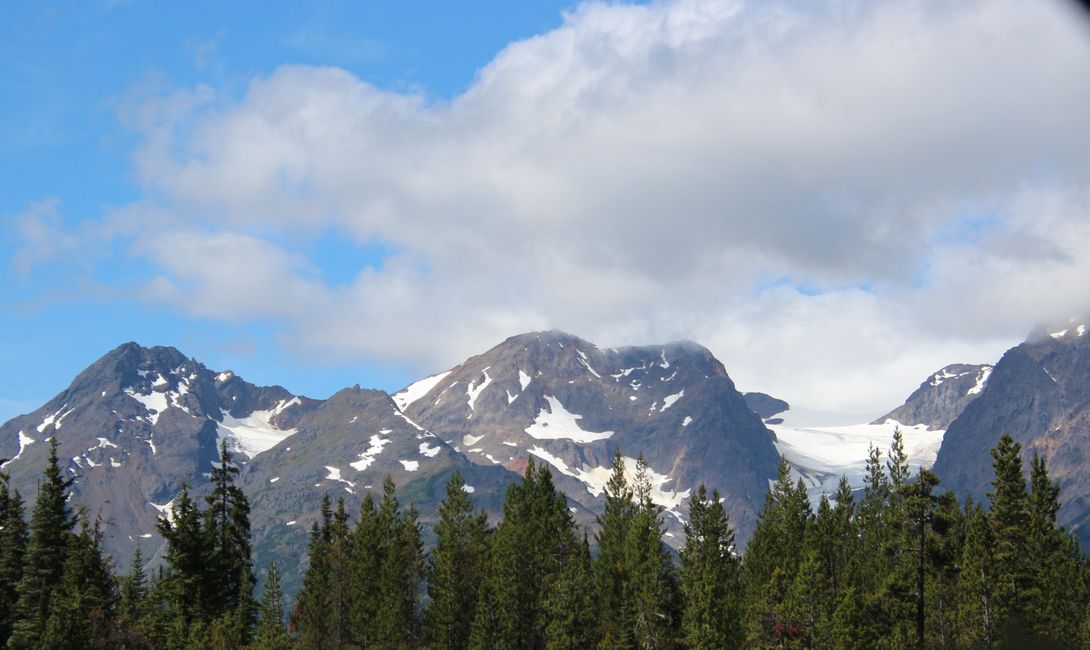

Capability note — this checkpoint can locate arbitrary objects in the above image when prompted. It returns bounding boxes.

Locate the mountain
[0,343,315,564]
[395,330,781,544]
[931,323,1090,545]
[0,343,520,594]
[872,363,993,430]
[743,392,790,421]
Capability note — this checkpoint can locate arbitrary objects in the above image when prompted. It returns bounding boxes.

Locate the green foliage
[425,472,491,650]
[9,437,76,649]
[0,470,28,644]
[250,562,291,650]
[681,485,741,649]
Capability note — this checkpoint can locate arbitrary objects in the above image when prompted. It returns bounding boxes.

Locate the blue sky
[3,0,1090,423]
[1,0,583,419]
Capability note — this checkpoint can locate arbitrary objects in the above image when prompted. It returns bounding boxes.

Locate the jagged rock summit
[932,321,1090,546]
[395,330,781,543]
[873,363,993,431]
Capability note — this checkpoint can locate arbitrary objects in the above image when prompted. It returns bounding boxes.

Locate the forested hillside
[1,430,1085,649]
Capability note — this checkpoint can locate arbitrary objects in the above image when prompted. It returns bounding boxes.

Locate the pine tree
[250,563,292,650]
[156,483,211,637]
[742,458,811,646]
[326,498,352,649]
[956,501,995,649]
[293,495,333,650]
[373,477,425,650]
[680,485,741,649]
[470,459,579,650]
[40,517,118,649]
[9,437,76,649]
[988,434,1030,633]
[119,546,148,628]
[624,455,678,649]
[1024,453,1083,644]
[594,450,636,648]
[348,492,382,648]
[0,470,28,645]
[544,533,598,650]
[203,441,256,637]
[425,472,491,650]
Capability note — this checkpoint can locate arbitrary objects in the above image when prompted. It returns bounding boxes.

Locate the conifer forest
[1,431,1087,649]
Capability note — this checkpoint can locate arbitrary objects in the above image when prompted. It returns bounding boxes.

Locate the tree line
[0,431,1088,648]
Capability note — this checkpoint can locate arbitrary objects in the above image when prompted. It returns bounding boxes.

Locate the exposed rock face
[0,343,517,595]
[743,392,790,420]
[931,324,1090,546]
[874,363,993,431]
[397,330,781,544]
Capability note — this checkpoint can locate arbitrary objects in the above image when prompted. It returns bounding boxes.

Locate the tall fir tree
[250,562,292,650]
[680,485,742,650]
[374,478,425,650]
[9,437,76,649]
[957,500,995,649]
[348,492,382,648]
[425,472,491,650]
[156,483,212,640]
[0,469,28,645]
[203,441,256,637]
[292,495,333,650]
[40,517,118,649]
[988,434,1030,635]
[594,450,636,648]
[624,455,679,649]
[543,532,598,650]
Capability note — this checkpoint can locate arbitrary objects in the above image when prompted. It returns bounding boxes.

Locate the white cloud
[14,0,1090,410]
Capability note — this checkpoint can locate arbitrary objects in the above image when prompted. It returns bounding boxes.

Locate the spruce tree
[470,459,579,650]
[425,472,491,650]
[293,495,333,650]
[9,437,76,649]
[0,470,28,645]
[680,485,741,649]
[742,458,811,646]
[326,498,352,649]
[348,492,382,647]
[251,563,292,650]
[624,456,678,649]
[156,483,211,635]
[369,477,425,650]
[544,533,598,650]
[40,517,118,649]
[1024,454,1083,644]
[957,501,995,649]
[988,435,1030,629]
[594,450,636,648]
[203,441,256,636]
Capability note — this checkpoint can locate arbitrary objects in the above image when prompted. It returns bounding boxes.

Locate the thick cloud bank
[16,0,1090,410]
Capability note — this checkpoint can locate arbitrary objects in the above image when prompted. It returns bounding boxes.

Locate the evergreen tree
[470,459,579,650]
[957,501,995,649]
[9,437,76,649]
[624,456,678,649]
[742,458,811,646]
[988,435,1030,630]
[326,498,352,649]
[40,517,118,649]
[680,485,741,649]
[374,478,426,649]
[425,472,491,650]
[0,470,28,645]
[292,495,333,650]
[203,441,256,636]
[348,492,382,648]
[156,483,211,636]
[544,533,598,650]
[250,563,292,650]
[1024,454,1083,644]
[594,450,636,648]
